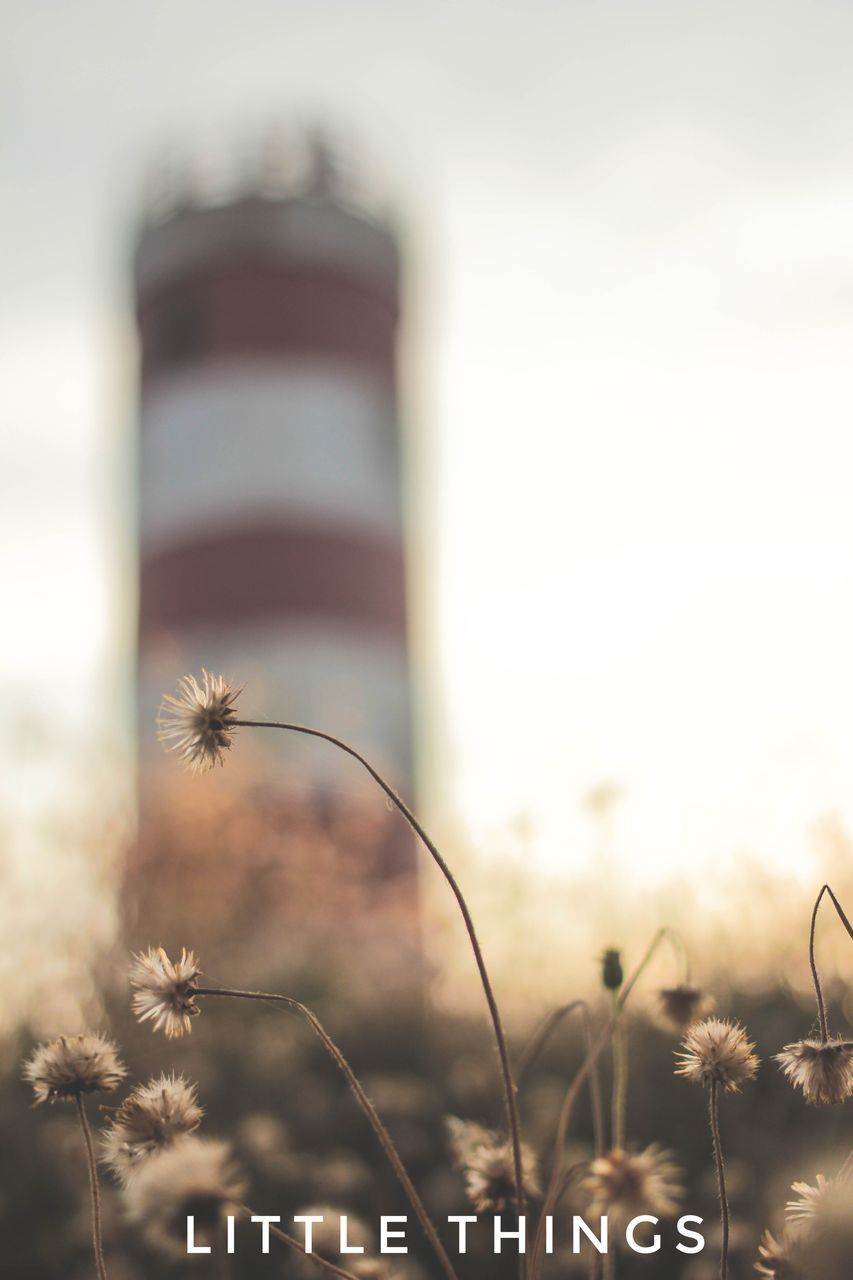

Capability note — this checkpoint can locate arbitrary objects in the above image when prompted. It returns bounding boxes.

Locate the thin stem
[232,717,526,1264]
[76,1093,108,1280]
[810,887,830,1042]
[603,997,622,1280]
[238,1206,362,1280]
[660,926,691,984]
[610,991,628,1153]
[516,1000,585,1087]
[516,1001,604,1162]
[530,928,671,1279]
[603,1243,616,1280]
[809,884,853,1043]
[708,1081,729,1280]
[530,1020,612,1277]
[198,986,459,1280]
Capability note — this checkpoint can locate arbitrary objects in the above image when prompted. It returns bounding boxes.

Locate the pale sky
[5,0,853,890]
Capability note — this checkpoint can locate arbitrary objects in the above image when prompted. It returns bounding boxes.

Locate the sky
[5,0,853,893]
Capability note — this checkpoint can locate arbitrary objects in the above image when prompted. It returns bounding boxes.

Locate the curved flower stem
[530,929,671,1279]
[238,1206,362,1280]
[809,884,853,1043]
[516,1000,604,1162]
[75,1093,108,1280]
[530,1019,612,1277]
[659,926,691,984]
[197,986,459,1280]
[708,1081,729,1280]
[516,1001,585,1086]
[231,717,526,1262]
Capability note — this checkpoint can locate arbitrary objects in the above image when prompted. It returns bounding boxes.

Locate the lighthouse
[134,136,414,802]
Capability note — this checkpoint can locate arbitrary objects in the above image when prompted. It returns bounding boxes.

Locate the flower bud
[601,949,623,991]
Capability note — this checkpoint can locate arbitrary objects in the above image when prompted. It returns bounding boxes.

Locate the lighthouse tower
[134,136,413,800]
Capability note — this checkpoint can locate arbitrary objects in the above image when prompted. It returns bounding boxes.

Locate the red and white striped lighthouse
[134,137,413,798]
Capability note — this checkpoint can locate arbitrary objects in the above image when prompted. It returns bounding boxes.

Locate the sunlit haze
[5,0,853,894]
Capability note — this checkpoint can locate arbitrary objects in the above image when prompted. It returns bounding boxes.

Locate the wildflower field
[10,674,853,1280]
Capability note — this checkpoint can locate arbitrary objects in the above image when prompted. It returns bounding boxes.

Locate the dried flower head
[775,1038,853,1105]
[675,1017,760,1091]
[784,1175,853,1279]
[157,670,239,773]
[124,1136,245,1257]
[23,1033,126,1104]
[657,984,716,1033]
[102,1074,203,1183]
[130,946,201,1038]
[446,1117,493,1168]
[582,1145,684,1232]
[785,1174,834,1225]
[445,1116,539,1214]
[755,1226,807,1278]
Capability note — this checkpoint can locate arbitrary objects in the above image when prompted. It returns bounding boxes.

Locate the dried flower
[102,1074,203,1183]
[601,949,624,991]
[23,1033,126,1104]
[157,670,239,773]
[786,1174,833,1224]
[754,1226,806,1278]
[775,1038,853,1105]
[675,1017,760,1091]
[130,946,201,1038]
[582,1145,684,1232]
[445,1117,493,1168]
[446,1116,539,1214]
[124,1136,245,1257]
[657,984,715,1033]
[783,1175,853,1279]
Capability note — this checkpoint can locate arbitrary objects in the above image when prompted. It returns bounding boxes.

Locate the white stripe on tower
[140,360,401,554]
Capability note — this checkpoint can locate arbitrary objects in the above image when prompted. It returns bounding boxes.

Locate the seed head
[446,1116,539,1214]
[754,1226,807,1278]
[23,1032,126,1104]
[124,1136,245,1257]
[656,984,716,1033]
[102,1073,203,1183]
[445,1116,494,1168]
[130,946,201,1038]
[775,1038,853,1105]
[157,670,239,773]
[675,1017,760,1091]
[784,1175,853,1279]
[785,1174,834,1225]
[582,1145,684,1232]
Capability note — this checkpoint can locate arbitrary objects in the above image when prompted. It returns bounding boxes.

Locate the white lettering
[380,1216,408,1254]
[676,1216,706,1254]
[187,1216,211,1254]
[572,1217,607,1253]
[494,1215,526,1254]
[447,1215,478,1253]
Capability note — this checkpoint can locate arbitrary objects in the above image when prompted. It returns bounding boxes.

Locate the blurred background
[5,2,853,1276]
